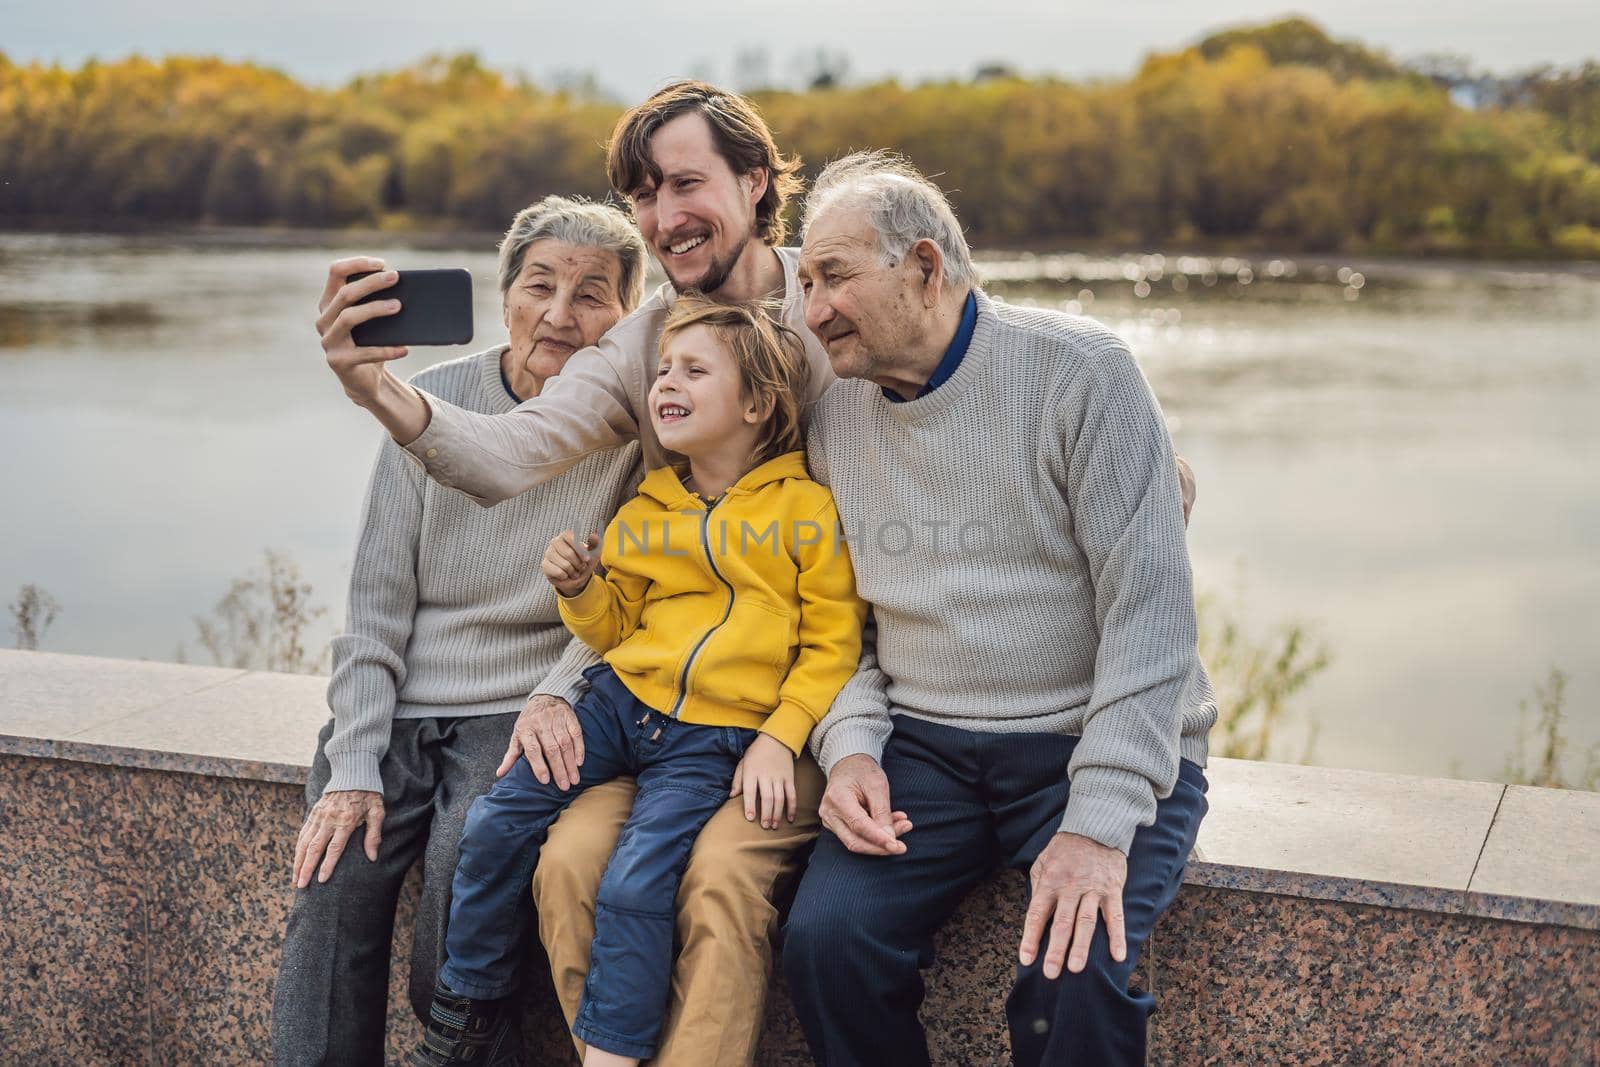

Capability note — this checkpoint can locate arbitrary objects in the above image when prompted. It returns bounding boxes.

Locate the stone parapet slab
[4,648,1597,930]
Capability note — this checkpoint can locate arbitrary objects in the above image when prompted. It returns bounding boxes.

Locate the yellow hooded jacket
[558,451,866,755]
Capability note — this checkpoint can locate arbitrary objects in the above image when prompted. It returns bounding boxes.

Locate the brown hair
[659,293,811,468]
[606,80,804,246]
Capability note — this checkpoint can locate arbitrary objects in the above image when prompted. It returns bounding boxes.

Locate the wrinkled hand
[542,530,600,598]
[293,789,384,888]
[1018,832,1128,979]
[1176,455,1196,524]
[498,694,586,790]
[730,734,797,829]
[818,754,913,856]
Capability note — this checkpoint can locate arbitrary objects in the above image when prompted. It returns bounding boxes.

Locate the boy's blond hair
[660,294,811,468]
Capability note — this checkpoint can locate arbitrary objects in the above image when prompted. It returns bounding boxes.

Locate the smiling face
[502,238,627,392]
[629,112,767,295]
[648,322,761,461]
[798,206,928,385]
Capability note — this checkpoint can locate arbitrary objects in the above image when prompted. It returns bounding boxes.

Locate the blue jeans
[439,664,756,1059]
[782,715,1208,1067]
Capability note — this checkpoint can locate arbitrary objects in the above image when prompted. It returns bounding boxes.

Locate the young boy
[409,296,866,1067]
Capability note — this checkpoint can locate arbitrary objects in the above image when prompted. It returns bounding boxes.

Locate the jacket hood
[636,450,810,509]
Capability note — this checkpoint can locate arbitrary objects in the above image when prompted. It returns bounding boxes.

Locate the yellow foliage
[1,39,1597,255]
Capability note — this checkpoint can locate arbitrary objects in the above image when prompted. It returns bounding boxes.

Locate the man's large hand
[315,257,431,444]
[818,754,913,856]
[293,789,385,889]
[498,694,586,790]
[1176,455,1196,524]
[1018,832,1129,979]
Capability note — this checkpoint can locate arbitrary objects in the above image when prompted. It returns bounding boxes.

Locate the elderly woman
[273,195,647,1065]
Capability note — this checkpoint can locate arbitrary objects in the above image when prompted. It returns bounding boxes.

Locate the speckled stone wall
[3,753,1597,1065]
[1145,888,1600,1065]
[0,755,572,1066]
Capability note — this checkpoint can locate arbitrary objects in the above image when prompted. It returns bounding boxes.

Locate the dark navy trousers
[439,663,756,1059]
[782,715,1208,1067]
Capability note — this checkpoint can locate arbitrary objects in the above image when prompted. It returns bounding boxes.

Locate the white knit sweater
[805,290,1216,854]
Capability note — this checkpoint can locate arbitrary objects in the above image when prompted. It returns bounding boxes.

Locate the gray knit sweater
[322,346,641,795]
[806,290,1216,854]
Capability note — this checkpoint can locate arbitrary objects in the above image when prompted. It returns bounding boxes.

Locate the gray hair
[497,194,649,311]
[802,151,977,289]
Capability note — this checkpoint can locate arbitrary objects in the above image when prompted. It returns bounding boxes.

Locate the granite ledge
[0,648,325,783]
[2,737,313,785]
[3,649,1597,930]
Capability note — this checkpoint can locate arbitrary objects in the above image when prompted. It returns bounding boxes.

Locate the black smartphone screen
[349,268,474,347]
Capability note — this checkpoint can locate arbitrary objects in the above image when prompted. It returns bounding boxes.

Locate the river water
[2,232,1596,783]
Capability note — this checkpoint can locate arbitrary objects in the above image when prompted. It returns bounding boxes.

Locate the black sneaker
[407,983,523,1067]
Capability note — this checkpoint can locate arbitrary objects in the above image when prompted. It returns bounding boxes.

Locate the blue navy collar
[883,289,978,403]
[500,364,523,404]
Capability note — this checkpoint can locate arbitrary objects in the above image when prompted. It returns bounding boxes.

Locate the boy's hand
[731,734,797,830]
[542,530,599,598]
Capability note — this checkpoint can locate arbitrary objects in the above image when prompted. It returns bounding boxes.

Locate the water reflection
[1,234,1597,783]
[0,301,163,347]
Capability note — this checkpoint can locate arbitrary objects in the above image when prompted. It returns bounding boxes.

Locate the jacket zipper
[670,498,735,718]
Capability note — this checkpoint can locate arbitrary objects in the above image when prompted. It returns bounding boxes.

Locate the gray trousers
[272,712,519,1067]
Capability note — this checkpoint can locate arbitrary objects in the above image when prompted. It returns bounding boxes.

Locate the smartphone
[349,268,474,347]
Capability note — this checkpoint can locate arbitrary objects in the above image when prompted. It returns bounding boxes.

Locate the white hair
[497,194,648,310]
[802,151,977,289]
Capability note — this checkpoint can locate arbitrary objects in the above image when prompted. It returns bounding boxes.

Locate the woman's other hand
[293,789,385,888]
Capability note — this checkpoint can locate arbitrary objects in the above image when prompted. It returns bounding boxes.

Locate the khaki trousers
[532,753,825,1067]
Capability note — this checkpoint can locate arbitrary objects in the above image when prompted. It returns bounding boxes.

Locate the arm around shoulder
[404,332,647,506]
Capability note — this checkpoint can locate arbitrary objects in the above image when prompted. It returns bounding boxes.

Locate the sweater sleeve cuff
[534,654,597,707]
[760,701,817,757]
[815,718,892,778]
[1059,766,1155,855]
[398,390,495,506]
[559,578,612,624]
[322,749,385,796]
[399,390,446,471]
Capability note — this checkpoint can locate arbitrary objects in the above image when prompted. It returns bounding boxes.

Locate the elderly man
[781,152,1216,1067]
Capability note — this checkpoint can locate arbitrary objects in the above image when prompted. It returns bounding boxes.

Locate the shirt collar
[500,364,523,404]
[883,289,978,403]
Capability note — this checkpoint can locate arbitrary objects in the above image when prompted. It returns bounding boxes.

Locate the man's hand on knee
[1018,832,1128,980]
[818,754,913,856]
[500,694,585,790]
[293,789,385,889]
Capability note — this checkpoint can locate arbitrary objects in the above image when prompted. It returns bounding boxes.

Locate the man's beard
[669,233,749,296]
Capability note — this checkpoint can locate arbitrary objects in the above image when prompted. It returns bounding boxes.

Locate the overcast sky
[6,0,1596,100]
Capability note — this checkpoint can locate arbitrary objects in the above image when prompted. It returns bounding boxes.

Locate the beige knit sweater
[805,290,1215,854]
[322,346,640,795]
